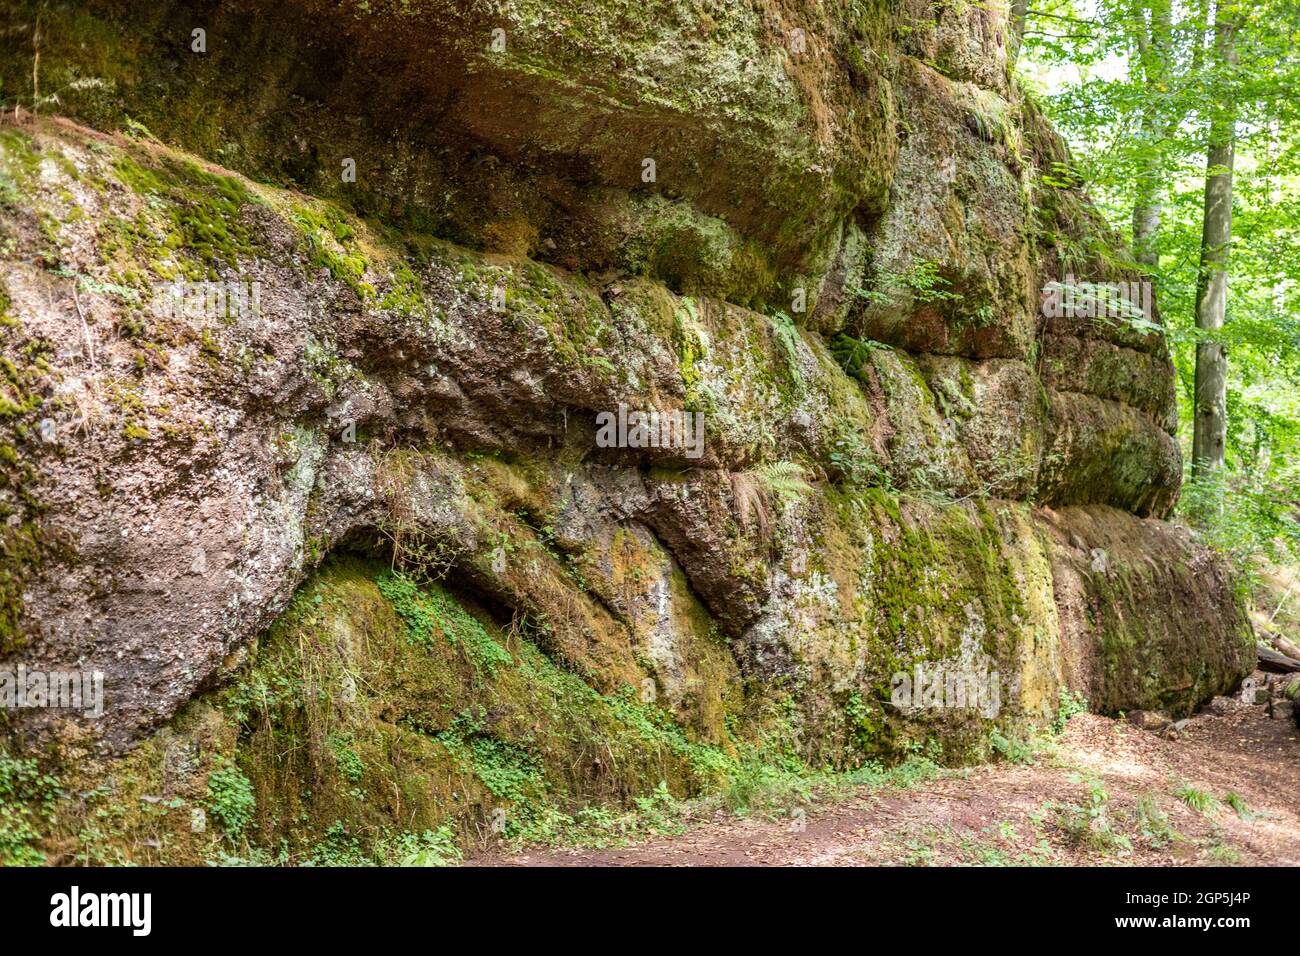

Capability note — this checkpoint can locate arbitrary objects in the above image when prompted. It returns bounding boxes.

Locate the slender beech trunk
[1191,3,1240,475]
[1132,115,1164,270]
[1130,0,1174,271]
[1011,0,1030,56]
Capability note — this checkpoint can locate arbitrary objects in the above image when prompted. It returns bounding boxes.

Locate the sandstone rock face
[0,0,1253,795]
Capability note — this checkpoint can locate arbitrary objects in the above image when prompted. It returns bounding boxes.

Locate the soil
[475,682,1300,867]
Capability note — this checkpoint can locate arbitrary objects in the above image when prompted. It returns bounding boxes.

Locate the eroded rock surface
[0,0,1254,861]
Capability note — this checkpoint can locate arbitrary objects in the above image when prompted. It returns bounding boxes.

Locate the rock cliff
[0,0,1253,861]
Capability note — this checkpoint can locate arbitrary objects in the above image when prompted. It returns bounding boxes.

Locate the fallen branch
[1275,633,1300,661]
[1257,643,1300,673]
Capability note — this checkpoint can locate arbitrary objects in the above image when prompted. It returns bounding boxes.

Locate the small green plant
[827,428,888,489]
[507,781,689,850]
[123,117,157,141]
[849,260,963,307]
[207,843,291,867]
[206,758,256,839]
[435,709,546,826]
[899,837,936,866]
[389,826,462,867]
[631,782,684,834]
[1041,159,1084,190]
[1052,687,1088,734]
[752,460,814,507]
[829,332,892,383]
[1223,791,1252,820]
[1052,774,1131,854]
[841,751,947,791]
[1135,793,1180,848]
[1206,843,1239,864]
[1174,782,1218,816]
[989,729,1037,765]
[0,751,58,866]
[376,570,438,647]
[843,692,881,751]
[377,572,514,676]
[305,821,370,867]
[329,733,365,784]
[767,310,805,386]
[1203,826,1240,864]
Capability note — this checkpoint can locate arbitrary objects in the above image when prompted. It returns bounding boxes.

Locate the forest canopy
[1017,0,1300,566]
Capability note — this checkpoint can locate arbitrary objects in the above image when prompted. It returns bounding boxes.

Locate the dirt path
[477,685,1300,867]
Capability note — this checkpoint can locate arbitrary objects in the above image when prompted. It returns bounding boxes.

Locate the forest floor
[475,680,1300,867]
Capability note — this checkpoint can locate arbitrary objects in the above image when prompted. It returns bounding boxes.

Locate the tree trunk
[1132,120,1163,270]
[1010,0,1029,58]
[1129,0,1173,271]
[1191,3,1239,475]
